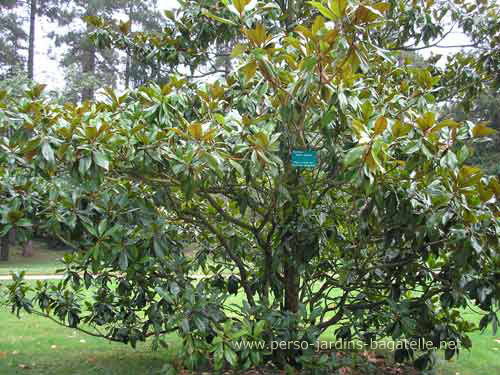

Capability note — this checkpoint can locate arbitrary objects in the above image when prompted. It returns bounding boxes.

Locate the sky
[30,1,471,92]
[33,1,179,91]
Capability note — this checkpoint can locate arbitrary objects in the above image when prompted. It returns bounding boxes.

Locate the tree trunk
[27,0,36,80]
[223,41,231,79]
[125,54,131,89]
[8,227,16,245]
[282,164,300,314]
[125,1,133,89]
[81,3,96,101]
[1,231,11,261]
[286,0,295,31]
[284,257,299,313]
[22,240,34,257]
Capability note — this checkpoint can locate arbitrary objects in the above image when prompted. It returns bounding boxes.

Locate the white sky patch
[34,16,66,91]
[33,0,180,91]
[418,24,474,66]
[30,1,471,91]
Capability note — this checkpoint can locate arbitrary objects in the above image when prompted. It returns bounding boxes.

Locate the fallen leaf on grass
[18,364,31,369]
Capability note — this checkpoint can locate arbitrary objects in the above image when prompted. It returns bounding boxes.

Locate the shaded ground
[0,302,498,375]
[0,241,65,275]
[0,249,498,375]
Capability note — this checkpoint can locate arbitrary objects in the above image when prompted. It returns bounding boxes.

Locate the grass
[0,277,498,374]
[432,309,500,375]
[0,307,175,375]
[0,241,65,276]
[0,304,497,375]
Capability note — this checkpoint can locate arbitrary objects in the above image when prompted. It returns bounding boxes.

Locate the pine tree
[48,0,121,102]
[121,0,163,88]
[0,1,27,78]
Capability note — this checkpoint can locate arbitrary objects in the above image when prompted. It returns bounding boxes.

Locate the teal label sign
[291,150,317,168]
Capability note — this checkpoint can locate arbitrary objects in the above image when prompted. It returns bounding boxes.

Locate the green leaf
[308,1,337,20]
[79,157,92,175]
[441,151,457,169]
[94,151,109,171]
[229,159,245,176]
[16,219,32,227]
[98,219,107,236]
[170,281,180,297]
[153,239,164,257]
[254,320,266,336]
[431,119,460,133]
[416,112,435,131]
[224,346,238,367]
[42,142,54,163]
[119,251,128,271]
[201,8,237,26]
[241,61,257,81]
[194,316,206,333]
[231,43,246,58]
[214,113,225,125]
[0,224,13,237]
[344,145,366,167]
[204,152,223,177]
[472,122,496,137]
[479,314,489,331]
[492,313,498,335]
[373,116,388,135]
[361,101,373,121]
[470,237,482,254]
[329,0,348,18]
[180,318,190,334]
[233,0,251,14]
[82,222,97,237]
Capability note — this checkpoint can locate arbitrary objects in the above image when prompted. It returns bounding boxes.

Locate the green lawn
[0,307,174,375]
[0,279,498,374]
[0,242,65,276]
[1,299,498,374]
[432,309,500,375]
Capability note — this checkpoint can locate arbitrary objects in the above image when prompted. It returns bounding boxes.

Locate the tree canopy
[1,0,499,373]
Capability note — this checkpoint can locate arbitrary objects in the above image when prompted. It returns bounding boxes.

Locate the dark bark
[22,239,34,257]
[81,3,96,101]
[282,209,300,314]
[27,0,36,80]
[124,1,133,89]
[125,54,131,89]
[223,42,231,79]
[283,242,299,313]
[1,230,11,261]
[282,164,300,314]
[286,0,295,31]
[8,227,16,245]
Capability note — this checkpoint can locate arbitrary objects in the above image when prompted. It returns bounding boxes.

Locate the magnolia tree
[1,0,500,373]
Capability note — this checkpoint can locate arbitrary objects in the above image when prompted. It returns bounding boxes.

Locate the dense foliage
[1,0,499,373]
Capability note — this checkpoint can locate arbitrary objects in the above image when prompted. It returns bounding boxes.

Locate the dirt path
[0,274,207,281]
[0,274,66,281]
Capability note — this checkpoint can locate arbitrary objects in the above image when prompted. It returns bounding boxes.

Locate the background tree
[27,0,36,80]
[0,1,27,79]
[120,0,164,88]
[443,91,500,175]
[48,0,123,102]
